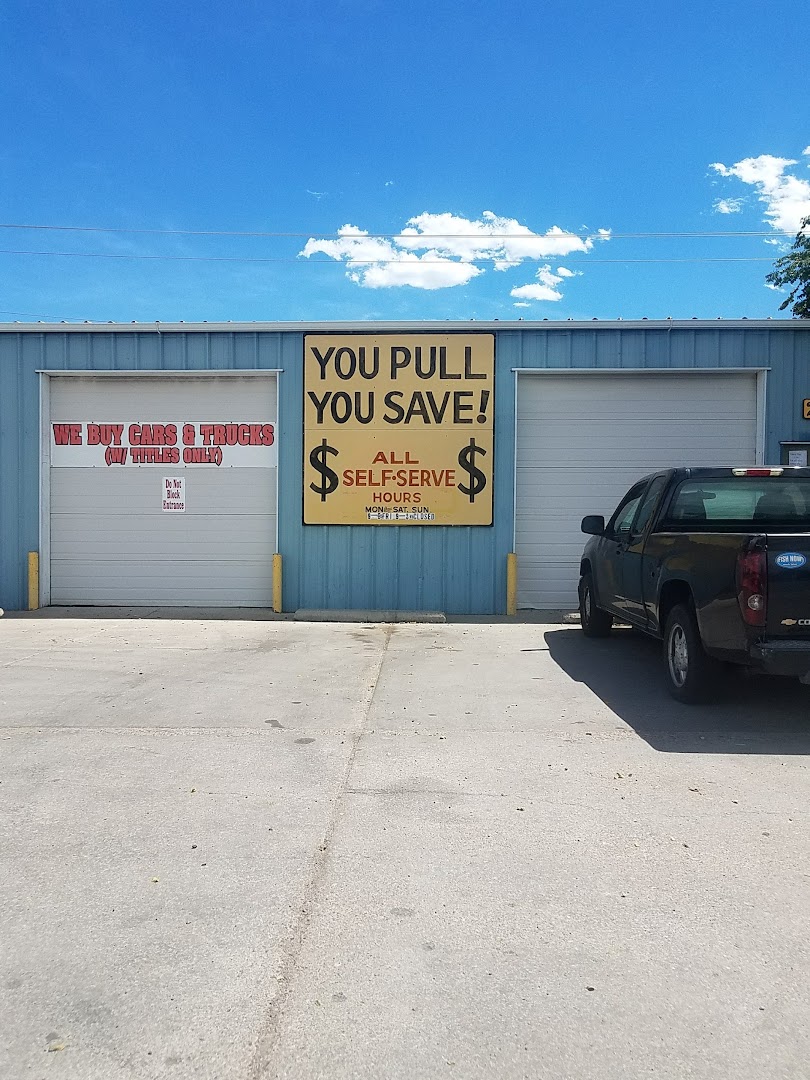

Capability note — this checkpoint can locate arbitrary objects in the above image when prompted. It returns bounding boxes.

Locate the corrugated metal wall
[2,323,809,613]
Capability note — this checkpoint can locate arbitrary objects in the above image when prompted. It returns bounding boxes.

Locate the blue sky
[1,0,809,323]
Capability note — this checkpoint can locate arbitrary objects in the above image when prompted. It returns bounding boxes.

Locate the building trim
[36,368,284,376]
[513,368,768,466]
[512,370,519,555]
[38,374,51,606]
[37,369,281,609]
[756,370,768,465]
[512,366,771,374]
[3,319,809,334]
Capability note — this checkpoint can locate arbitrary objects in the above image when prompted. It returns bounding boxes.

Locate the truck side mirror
[581,515,605,536]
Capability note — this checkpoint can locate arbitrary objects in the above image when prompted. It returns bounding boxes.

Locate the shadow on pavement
[545,626,810,755]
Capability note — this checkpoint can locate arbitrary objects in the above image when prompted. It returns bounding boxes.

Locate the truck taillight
[737,545,767,627]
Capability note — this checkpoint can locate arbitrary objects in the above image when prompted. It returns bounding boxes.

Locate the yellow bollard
[272,553,283,614]
[506,552,517,617]
[28,552,39,611]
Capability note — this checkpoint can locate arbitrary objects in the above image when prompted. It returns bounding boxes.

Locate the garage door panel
[49,377,277,606]
[519,430,757,445]
[51,539,274,559]
[518,430,757,449]
[515,372,759,609]
[516,446,756,469]
[50,582,272,606]
[515,498,625,512]
[518,559,578,608]
[51,376,277,418]
[51,501,276,517]
[51,506,276,522]
[51,469,276,512]
[517,405,757,422]
[51,561,273,606]
[50,516,274,544]
[515,541,597,559]
[51,492,277,515]
[52,560,273,584]
[517,378,755,419]
[518,408,757,426]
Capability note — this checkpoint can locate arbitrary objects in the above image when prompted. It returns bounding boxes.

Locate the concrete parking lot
[1,613,809,1080]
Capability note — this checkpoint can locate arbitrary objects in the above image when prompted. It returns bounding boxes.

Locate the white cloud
[300,226,482,290]
[513,302,532,308]
[299,213,609,292]
[710,153,810,233]
[510,265,570,303]
[713,197,744,214]
[396,211,606,270]
[804,146,810,156]
[351,252,482,290]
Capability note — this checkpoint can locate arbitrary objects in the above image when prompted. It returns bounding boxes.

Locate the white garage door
[515,371,760,609]
[48,375,277,606]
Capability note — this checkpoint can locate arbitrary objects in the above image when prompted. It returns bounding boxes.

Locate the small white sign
[162,476,186,512]
[788,449,808,467]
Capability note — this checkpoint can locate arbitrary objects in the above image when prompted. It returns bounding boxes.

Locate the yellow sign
[304,334,495,525]
[803,398,810,420]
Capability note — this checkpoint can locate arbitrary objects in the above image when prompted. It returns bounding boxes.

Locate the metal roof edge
[1,319,809,334]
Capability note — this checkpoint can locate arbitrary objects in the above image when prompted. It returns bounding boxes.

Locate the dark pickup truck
[578,467,810,702]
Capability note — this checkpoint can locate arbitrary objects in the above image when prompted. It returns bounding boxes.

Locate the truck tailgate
[766,535,810,638]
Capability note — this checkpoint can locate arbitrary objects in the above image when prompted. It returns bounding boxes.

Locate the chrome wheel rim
[668,624,688,687]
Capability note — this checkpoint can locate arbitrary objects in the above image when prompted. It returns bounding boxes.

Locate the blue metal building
[1,320,809,614]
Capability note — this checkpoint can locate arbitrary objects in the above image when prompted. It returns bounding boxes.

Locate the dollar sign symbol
[457,438,487,503]
[309,438,339,501]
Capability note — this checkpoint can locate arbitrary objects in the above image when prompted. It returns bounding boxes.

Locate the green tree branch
[766,215,810,318]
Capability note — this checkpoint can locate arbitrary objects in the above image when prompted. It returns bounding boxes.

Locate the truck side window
[607,483,647,538]
[632,475,667,536]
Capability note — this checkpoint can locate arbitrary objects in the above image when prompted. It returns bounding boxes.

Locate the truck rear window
[661,478,810,530]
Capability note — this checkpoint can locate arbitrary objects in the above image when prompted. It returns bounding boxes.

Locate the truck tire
[663,602,722,703]
[579,574,613,638]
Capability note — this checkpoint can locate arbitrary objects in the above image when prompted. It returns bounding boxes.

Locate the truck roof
[650,467,810,482]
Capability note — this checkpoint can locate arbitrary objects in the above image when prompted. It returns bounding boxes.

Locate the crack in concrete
[247,624,393,1080]
[0,624,119,669]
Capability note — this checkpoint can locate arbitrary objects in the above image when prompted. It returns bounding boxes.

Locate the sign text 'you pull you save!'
[303,335,494,526]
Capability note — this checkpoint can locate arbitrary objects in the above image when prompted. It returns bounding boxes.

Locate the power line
[0,307,84,320]
[0,248,776,264]
[0,222,796,240]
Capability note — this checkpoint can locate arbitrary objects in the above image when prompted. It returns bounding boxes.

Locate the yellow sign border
[303,333,495,526]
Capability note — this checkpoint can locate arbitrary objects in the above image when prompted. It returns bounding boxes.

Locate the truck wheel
[579,574,613,638]
[664,602,721,703]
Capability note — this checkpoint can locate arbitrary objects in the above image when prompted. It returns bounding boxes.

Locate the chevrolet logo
[782,619,799,626]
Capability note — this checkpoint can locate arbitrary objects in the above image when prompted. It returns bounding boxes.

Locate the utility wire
[0,248,775,264]
[0,308,85,320]
[0,223,796,240]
